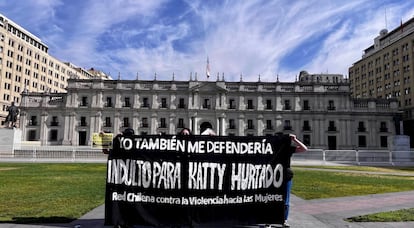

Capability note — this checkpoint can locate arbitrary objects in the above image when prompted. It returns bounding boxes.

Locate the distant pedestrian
[282,133,307,227]
[178,127,192,135]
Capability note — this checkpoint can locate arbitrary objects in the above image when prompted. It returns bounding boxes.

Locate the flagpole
[206,57,210,80]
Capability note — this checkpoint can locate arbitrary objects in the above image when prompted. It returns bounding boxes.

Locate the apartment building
[0,14,110,124]
[349,17,414,146]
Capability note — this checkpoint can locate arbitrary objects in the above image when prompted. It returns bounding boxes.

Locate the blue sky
[1,0,414,81]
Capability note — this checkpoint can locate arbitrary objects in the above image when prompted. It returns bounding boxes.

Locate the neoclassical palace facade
[19,71,400,150]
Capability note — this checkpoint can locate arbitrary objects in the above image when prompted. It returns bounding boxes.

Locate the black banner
[105,134,294,227]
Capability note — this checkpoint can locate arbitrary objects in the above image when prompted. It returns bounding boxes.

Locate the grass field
[0,163,413,223]
[0,163,106,223]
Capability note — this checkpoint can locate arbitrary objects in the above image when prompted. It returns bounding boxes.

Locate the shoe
[283,220,290,227]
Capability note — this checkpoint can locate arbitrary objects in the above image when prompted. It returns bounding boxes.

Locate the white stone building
[18,72,400,150]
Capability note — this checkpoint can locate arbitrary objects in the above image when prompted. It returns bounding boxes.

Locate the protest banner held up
[105,134,294,227]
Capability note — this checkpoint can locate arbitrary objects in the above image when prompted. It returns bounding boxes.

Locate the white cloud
[2,0,414,82]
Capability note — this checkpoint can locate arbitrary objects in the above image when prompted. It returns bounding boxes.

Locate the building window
[123,117,130,127]
[303,100,310,110]
[203,99,211,109]
[51,116,59,126]
[124,97,131,107]
[160,118,167,128]
[283,120,292,130]
[29,116,38,126]
[266,99,272,110]
[328,100,336,110]
[80,96,88,107]
[178,98,186,109]
[161,98,168,108]
[284,100,291,110]
[106,97,113,107]
[358,135,367,147]
[247,119,254,129]
[178,118,185,128]
[303,135,311,146]
[142,118,148,128]
[266,120,273,130]
[358,121,366,132]
[105,117,112,127]
[303,120,311,131]
[49,129,58,141]
[247,99,254,109]
[328,121,336,131]
[142,97,149,108]
[80,116,87,126]
[380,122,388,132]
[28,130,36,141]
[229,119,236,129]
[229,99,236,109]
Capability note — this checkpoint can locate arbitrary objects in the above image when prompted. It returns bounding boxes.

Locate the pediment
[189,82,228,93]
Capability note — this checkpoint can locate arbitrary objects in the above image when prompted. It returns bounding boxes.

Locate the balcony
[50,121,59,126]
[358,127,366,132]
[302,126,311,131]
[28,121,38,126]
[79,102,88,107]
[328,126,337,131]
[202,104,211,109]
[283,126,292,130]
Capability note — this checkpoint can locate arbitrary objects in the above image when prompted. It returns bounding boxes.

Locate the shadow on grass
[0,216,75,224]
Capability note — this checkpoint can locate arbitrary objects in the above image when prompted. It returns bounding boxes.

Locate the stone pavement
[1,163,414,228]
[1,190,414,228]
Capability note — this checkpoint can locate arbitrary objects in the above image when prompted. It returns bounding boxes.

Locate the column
[169,113,176,135]
[221,116,226,136]
[133,112,139,133]
[40,112,48,145]
[151,113,158,134]
[114,112,121,134]
[193,116,199,135]
[257,114,263,136]
[238,114,245,136]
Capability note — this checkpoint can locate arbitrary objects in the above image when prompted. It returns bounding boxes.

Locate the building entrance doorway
[328,136,336,150]
[79,131,87,146]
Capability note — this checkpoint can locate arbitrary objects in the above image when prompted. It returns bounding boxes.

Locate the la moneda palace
[19,71,400,150]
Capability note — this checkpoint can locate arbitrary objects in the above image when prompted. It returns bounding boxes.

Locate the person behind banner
[282,133,307,227]
[201,128,216,136]
[178,127,192,135]
[103,128,134,154]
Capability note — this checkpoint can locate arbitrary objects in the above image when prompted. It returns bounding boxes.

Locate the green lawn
[0,163,413,223]
[292,167,414,199]
[292,166,414,222]
[0,163,106,223]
